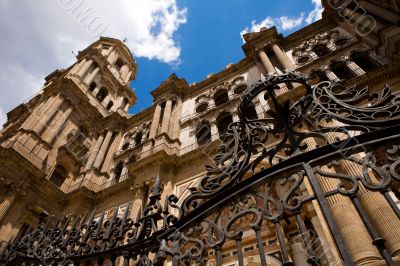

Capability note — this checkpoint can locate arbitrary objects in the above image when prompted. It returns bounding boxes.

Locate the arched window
[135,132,143,145]
[97,87,108,102]
[217,112,233,137]
[243,104,258,120]
[313,44,330,57]
[114,162,124,183]
[196,122,211,146]
[350,52,378,72]
[234,85,247,95]
[121,142,130,150]
[330,61,356,80]
[106,101,114,110]
[310,70,330,84]
[89,82,97,92]
[214,90,229,106]
[49,165,67,188]
[115,58,124,70]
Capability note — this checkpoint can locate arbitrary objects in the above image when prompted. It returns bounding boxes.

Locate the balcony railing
[0,139,55,175]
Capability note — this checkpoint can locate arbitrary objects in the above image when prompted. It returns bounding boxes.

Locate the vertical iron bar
[274,222,293,266]
[382,191,400,219]
[235,237,244,266]
[303,163,355,266]
[294,213,319,265]
[172,256,179,266]
[350,196,394,265]
[254,228,267,266]
[215,246,222,266]
[122,252,130,266]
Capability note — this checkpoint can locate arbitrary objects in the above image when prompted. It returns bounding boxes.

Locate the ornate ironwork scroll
[1,72,400,265]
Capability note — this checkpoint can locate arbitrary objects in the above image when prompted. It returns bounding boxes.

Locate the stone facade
[0,1,400,265]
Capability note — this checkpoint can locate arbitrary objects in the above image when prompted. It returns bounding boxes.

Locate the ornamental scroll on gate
[1,71,400,266]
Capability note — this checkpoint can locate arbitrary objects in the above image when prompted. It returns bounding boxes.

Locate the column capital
[130,182,150,201]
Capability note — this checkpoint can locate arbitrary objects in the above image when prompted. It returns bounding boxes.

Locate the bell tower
[67,36,137,114]
[0,37,137,194]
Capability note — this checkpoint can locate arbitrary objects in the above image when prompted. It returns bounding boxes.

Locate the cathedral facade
[0,0,400,265]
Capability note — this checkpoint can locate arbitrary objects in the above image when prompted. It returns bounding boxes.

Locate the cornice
[283,17,336,50]
[186,58,253,99]
[150,73,189,100]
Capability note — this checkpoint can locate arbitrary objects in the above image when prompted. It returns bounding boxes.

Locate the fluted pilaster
[93,131,113,169]
[259,50,276,75]
[149,103,162,138]
[271,43,295,70]
[33,94,63,135]
[85,133,105,170]
[160,99,172,134]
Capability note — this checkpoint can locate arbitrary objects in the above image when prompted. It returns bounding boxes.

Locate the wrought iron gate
[1,72,400,265]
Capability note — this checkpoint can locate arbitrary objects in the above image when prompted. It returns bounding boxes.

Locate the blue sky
[0,0,323,125]
[130,0,323,114]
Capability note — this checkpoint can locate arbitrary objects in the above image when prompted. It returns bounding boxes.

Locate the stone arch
[89,81,97,92]
[329,60,356,80]
[114,162,124,182]
[195,120,212,146]
[96,87,108,102]
[312,43,330,57]
[216,112,233,136]
[350,51,379,72]
[214,89,229,106]
[49,165,68,188]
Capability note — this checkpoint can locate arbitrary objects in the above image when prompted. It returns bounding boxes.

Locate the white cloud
[0,0,187,119]
[306,0,324,24]
[240,17,274,38]
[241,0,323,41]
[280,13,305,30]
[0,108,5,130]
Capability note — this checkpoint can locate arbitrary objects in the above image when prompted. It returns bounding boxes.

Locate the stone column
[170,99,182,139]
[92,86,100,96]
[124,102,130,112]
[125,70,132,84]
[161,99,173,134]
[114,96,124,109]
[71,58,87,74]
[344,161,400,257]
[322,120,400,257]
[259,50,276,75]
[77,59,93,78]
[210,119,219,141]
[108,50,118,64]
[46,104,74,143]
[321,121,400,256]
[33,94,63,135]
[0,195,14,223]
[130,183,149,220]
[84,67,100,85]
[290,240,309,266]
[93,131,113,169]
[271,43,295,70]
[23,96,53,130]
[325,69,339,81]
[101,132,123,173]
[302,126,382,264]
[102,94,112,107]
[347,60,366,76]
[120,65,129,80]
[149,103,162,138]
[85,133,105,170]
